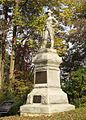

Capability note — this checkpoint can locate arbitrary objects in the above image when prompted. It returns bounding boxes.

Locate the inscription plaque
[33,95,41,103]
[36,71,47,84]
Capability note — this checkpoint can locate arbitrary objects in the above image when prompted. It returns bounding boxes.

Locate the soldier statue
[41,9,59,49]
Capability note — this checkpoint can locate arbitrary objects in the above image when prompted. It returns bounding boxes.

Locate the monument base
[20,87,75,116]
[20,104,75,116]
[20,48,75,116]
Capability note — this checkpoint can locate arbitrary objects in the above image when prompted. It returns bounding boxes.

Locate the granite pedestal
[20,48,75,116]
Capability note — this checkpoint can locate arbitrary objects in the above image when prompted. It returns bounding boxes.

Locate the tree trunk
[0,4,8,89]
[1,57,5,87]
[9,0,19,84]
[9,46,15,80]
[0,53,2,89]
[0,34,6,89]
[9,26,17,80]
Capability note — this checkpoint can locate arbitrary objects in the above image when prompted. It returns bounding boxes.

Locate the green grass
[0,107,86,120]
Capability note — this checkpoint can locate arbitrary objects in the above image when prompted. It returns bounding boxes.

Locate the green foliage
[54,37,67,56]
[10,79,33,97]
[62,68,86,107]
[30,14,47,32]
[0,90,24,115]
[0,91,6,103]
[12,3,25,26]
[80,96,86,107]
[59,6,73,25]
[0,77,33,115]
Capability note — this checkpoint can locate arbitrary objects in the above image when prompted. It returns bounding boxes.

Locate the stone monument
[20,10,75,116]
[41,9,59,49]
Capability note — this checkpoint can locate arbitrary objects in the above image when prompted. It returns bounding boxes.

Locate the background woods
[0,0,86,114]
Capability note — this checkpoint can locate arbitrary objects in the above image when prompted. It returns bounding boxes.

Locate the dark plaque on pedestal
[36,71,47,84]
[33,95,41,103]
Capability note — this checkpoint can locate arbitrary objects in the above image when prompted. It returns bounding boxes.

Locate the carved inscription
[36,71,47,84]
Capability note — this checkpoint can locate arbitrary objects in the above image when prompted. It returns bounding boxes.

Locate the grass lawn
[0,107,86,120]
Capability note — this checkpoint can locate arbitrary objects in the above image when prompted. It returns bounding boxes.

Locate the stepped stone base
[26,87,69,104]
[20,87,75,116]
[20,48,75,116]
[20,104,75,116]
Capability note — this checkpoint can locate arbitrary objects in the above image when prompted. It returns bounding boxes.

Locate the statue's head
[46,9,53,16]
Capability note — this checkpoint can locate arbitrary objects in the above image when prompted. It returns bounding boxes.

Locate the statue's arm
[53,17,58,24]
